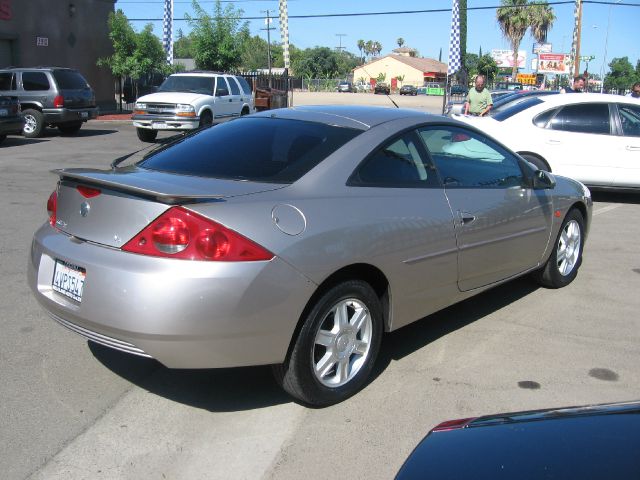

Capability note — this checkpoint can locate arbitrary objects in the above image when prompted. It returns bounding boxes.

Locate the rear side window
[236,76,252,95]
[228,77,241,95]
[22,72,50,91]
[52,70,89,89]
[492,97,543,122]
[0,72,16,90]
[533,108,557,128]
[550,103,611,135]
[138,117,361,183]
[618,104,640,137]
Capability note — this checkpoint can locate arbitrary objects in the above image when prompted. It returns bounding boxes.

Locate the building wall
[353,57,429,87]
[0,0,116,109]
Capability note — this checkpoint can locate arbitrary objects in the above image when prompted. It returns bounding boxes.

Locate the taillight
[47,191,58,226]
[76,185,101,198]
[431,417,476,432]
[53,95,64,108]
[122,207,274,262]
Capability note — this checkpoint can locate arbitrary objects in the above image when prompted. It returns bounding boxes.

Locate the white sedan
[453,93,640,189]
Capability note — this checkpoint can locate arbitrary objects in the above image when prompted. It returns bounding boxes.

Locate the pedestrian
[561,76,586,93]
[464,75,493,116]
[627,82,640,98]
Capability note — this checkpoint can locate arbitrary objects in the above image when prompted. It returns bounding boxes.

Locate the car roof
[538,92,638,107]
[252,105,442,130]
[171,72,233,77]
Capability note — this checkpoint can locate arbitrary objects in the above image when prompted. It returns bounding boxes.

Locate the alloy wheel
[557,219,581,276]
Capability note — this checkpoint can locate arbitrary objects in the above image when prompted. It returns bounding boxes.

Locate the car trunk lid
[53,167,287,248]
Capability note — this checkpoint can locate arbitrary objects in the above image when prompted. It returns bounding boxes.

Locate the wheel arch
[282,263,391,364]
[20,102,44,111]
[570,200,589,234]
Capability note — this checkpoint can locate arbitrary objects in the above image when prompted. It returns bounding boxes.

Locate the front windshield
[158,75,214,95]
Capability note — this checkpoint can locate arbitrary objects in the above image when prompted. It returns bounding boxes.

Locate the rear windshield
[158,75,214,95]
[53,70,89,89]
[493,97,544,122]
[138,117,362,183]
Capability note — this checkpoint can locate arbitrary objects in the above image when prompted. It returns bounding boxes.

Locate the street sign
[579,55,595,61]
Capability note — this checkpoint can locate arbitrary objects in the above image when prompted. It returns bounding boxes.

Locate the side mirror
[215,87,229,97]
[532,169,556,189]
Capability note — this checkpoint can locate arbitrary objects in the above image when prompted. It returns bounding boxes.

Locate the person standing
[464,75,493,116]
[561,76,586,93]
[627,82,640,98]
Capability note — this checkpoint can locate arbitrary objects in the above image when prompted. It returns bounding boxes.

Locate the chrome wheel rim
[23,114,37,134]
[312,298,373,388]
[557,219,581,276]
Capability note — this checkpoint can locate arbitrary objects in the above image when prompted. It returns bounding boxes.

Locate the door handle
[457,210,476,226]
[546,139,561,145]
[228,99,232,102]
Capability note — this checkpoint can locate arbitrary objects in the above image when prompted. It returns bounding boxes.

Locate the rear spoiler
[53,168,226,205]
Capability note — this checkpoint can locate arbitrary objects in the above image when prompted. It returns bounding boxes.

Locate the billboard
[537,53,570,74]
[533,43,552,54]
[491,49,527,68]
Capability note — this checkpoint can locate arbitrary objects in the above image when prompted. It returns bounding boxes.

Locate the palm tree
[529,1,555,43]
[365,40,374,61]
[397,37,405,48]
[496,0,530,79]
[374,41,383,57]
[357,39,365,63]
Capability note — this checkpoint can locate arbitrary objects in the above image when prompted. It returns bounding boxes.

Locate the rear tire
[22,109,45,138]
[0,134,6,143]
[273,280,383,407]
[520,153,550,172]
[533,208,584,289]
[58,122,83,135]
[136,128,157,143]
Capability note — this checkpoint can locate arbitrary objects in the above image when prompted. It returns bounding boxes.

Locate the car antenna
[387,93,399,109]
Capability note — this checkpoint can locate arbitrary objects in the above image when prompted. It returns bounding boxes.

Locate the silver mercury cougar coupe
[28,106,592,406]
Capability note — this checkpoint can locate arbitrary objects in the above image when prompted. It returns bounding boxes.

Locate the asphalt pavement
[1,95,639,480]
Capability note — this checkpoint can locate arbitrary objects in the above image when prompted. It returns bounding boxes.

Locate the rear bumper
[28,223,316,369]
[0,115,24,134]
[132,113,200,131]
[43,107,99,123]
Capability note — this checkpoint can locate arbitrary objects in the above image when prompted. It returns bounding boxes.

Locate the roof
[354,55,447,74]
[252,105,442,130]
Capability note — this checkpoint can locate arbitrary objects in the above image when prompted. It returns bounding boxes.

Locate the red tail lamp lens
[76,185,101,198]
[47,191,57,226]
[122,207,273,261]
[53,95,64,108]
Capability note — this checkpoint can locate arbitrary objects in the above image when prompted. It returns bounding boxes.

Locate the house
[352,54,447,89]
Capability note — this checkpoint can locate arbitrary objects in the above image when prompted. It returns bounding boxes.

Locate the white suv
[132,72,255,142]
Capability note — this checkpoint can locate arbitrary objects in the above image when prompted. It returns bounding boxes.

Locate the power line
[126,1,639,21]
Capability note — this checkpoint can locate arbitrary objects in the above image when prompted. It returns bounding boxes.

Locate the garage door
[0,40,13,67]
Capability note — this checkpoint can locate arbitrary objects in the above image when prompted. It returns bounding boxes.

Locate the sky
[115,0,639,78]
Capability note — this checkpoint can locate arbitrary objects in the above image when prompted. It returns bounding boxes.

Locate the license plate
[80,111,89,118]
[152,122,166,129]
[52,260,86,302]
[0,108,7,117]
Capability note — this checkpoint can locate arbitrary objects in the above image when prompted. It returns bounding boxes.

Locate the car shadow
[1,136,48,146]
[42,128,119,138]
[90,277,539,412]
[591,191,640,205]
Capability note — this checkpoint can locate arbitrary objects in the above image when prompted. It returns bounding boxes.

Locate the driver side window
[418,127,525,188]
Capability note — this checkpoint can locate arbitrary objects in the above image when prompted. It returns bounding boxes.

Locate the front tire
[136,128,158,143]
[22,109,45,138]
[273,280,383,407]
[533,209,584,288]
[199,110,213,127]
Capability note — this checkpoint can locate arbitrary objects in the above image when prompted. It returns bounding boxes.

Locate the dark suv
[0,67,98,138]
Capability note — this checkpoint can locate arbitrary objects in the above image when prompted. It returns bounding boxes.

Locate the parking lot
[1,95,639,479]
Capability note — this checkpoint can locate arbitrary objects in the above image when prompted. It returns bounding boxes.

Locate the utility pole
[335,33,347,52]
[261,10,276,87]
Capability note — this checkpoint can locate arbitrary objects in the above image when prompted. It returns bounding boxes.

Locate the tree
[604,57,637,93]
[397,37,405,48]
[529,1,555,43]
[464,53,480,80]
[186,0,248,71]
[357,39,365,63]
[239,35,284,71]
[496,0,530,79]
[477,55,499,83]
[97,9,137,78]
[293,47,340,79]
[130,24,169,79]
[174,28,194,59]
